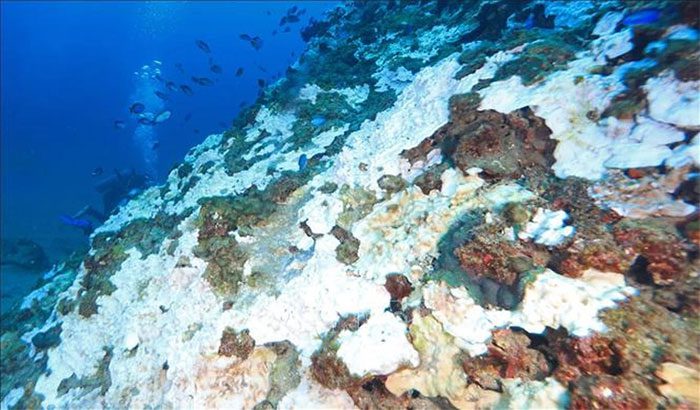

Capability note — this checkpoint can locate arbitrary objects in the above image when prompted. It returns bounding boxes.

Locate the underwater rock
[1,238,50,271]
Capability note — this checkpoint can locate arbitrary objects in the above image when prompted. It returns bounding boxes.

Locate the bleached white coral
[337,311,419,376]
[424,269,636,357]
[518,208,575,247]
[644,71,700,128]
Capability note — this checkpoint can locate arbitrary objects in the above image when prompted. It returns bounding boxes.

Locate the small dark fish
[239,101,247,108]
[291,51,295,57]
[266,10,271,16]
[622,8,661,26]
[250,36,264,50]
[166,81,178,91]
[154,74,165,83]
[192,76,214,86]
[184,113,192,122]
[152,141,160,150]
[289,6,298,14]
[235,67,244,76]
[218,121,227,128]
[194,128,200,134]
[154,90,169,100]
[257,78,265,87]
[283,26,291,33]
[210,64,223,74]
[299,8,306,15]
[239,33,252,41]
[91,167,104,177]
[280,16,289,26]
[298,154,308,171]
[129,102,145,114]
[114,120,126,129]
[180,84,194,95]
[286,15,300,23]
[175,63,185,73]
[59,215,93,235]
[196,39,211,53]
[272,30,278,36]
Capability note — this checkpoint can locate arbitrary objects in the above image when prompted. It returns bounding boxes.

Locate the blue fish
[524,13,534,29]
[298,154,308,171]
[311,116,326,126]
[59,215,93,235]
[622,8,661,26]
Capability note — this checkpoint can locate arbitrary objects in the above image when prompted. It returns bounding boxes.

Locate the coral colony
[2,1,699,409]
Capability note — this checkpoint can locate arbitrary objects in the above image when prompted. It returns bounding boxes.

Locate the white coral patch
[645,71,700,128]
[518,208,575,247]
[337,311,419,377]
[425,269,636,356]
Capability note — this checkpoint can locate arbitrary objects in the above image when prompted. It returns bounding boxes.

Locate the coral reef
[2,1,698,409]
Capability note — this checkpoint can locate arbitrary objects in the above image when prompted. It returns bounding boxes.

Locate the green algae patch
[330,226,361,265]
[494,37,579,85]
[194,191,276,295]
[264,341,301,407]
[57,347,113,398]
[336,185,379,230]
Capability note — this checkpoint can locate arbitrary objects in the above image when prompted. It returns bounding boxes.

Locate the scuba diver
[60,168,150,235]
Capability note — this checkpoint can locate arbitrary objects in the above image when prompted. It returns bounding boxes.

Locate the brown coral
[613,218,689,285]
[463,329,550,392]
[218,328,256,360]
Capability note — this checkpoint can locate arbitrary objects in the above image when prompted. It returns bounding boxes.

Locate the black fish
[152,141,160,150]
[280,16,288,25]
[272,30,277,36]
[114,120,126,129]
[287,15,300,23]
[192,76,214,86]
[257,78,265,87]
[129,102,145,114]
[240,34,263,50]
[92,167,104,177]
[184,113,192,122]
[289,5,298,14]
[283,26,291,33]
[194,128,200,134]
[266,10,271,16]
[235,67,244,76]
[210,64,223,74]
[154,90,169,100]
[180,84,194,95]
[166,81,178,91]
[239,101,247,107]
[251,36,263,50]
[175,63,185,73]
[196,39,211,53]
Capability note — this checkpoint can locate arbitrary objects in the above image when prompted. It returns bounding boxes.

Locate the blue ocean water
[0,1,336,310]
